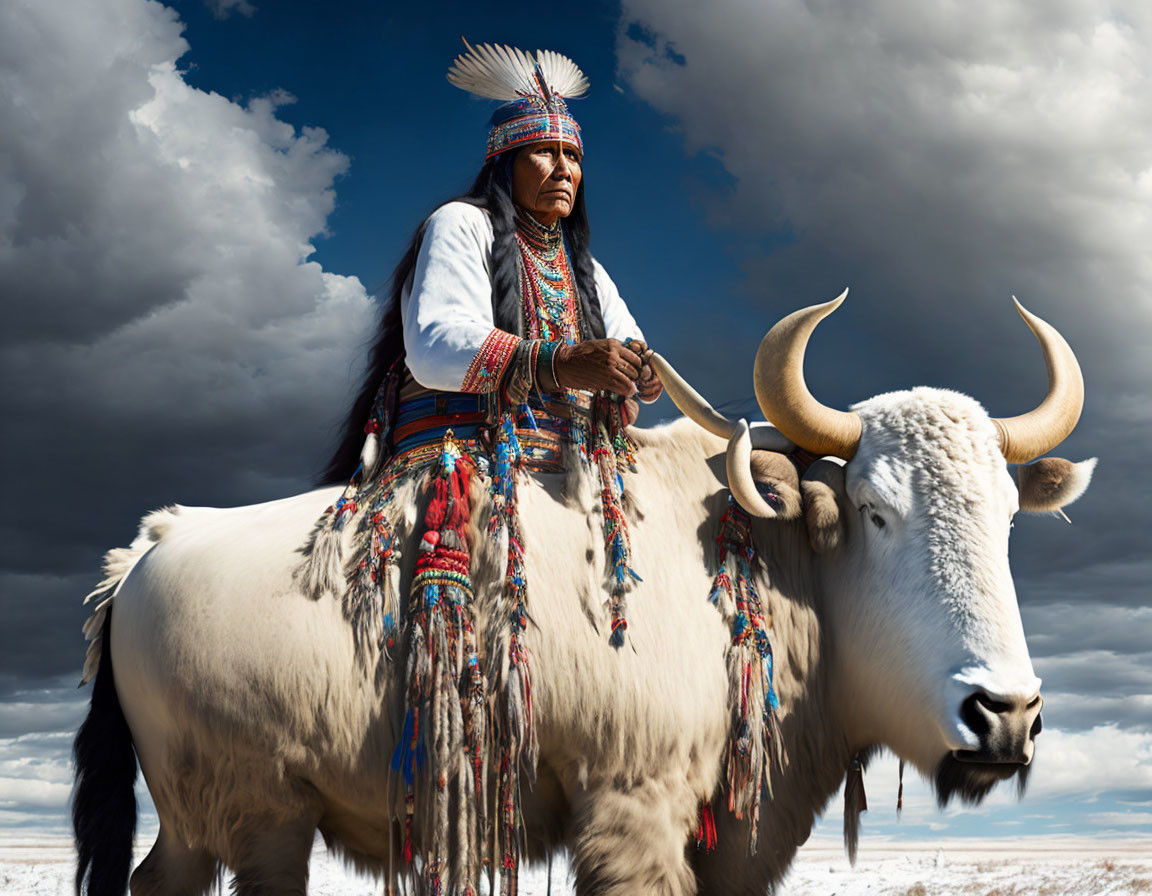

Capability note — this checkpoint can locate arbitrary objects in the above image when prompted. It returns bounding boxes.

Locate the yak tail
[73,608,138,895]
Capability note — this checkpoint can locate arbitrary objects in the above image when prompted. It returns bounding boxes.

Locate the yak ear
[801,459,846,553]
[1016,457,1097,514]
[747,450,803,519]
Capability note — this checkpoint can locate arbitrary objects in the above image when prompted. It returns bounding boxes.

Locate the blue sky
[1,0,1150,864]
[169,0,752,358]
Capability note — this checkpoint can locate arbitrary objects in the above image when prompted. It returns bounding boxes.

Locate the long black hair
[319,150,606,485]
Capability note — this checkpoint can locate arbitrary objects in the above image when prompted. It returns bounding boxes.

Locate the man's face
[510,140,582,225]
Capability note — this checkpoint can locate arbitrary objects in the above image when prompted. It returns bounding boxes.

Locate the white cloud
[805,725,1152,844]
[617,0,1152,399]
[1,0,371,428]
[616,3,1152,830]
[1028,725,1152,799]
[1087,811,1152,826]
[0,0,375,575]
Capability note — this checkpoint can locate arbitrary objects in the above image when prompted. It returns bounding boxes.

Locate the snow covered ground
[4,834,1150,895]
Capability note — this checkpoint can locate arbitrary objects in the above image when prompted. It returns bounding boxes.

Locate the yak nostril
[975,692,1012,714]
[1031,713,1043,738]
[961,693,993,739]
[1026,695,1042,711]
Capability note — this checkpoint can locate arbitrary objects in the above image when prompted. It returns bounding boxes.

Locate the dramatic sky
[2,0,1149,857]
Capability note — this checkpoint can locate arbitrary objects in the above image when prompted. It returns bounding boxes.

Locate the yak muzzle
[953,691,1043,766]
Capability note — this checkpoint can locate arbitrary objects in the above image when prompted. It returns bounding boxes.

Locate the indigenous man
[324,41,661,483]
[305,42,663,892]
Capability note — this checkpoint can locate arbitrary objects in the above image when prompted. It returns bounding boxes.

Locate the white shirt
[401,202,644,392]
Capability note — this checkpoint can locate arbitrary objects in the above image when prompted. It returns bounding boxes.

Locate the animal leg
[129,825,219,896]
[568,781,697,896]
[228,814,317,896]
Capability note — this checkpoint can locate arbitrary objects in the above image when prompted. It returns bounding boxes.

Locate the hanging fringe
[488,414,537,896]
[897,759,904,817]
[844,753,867,865]
[392,432,487,893]
[297,369,401,605]
[694,802,717,853]
[709,498,779,854]
[591,397,640,648]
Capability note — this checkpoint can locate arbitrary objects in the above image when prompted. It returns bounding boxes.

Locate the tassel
[844,753,867,865]
[360,430,381,479]
[395,432,486,889]
[695,803,717,852]
[711,498,777,854]
[489,413,536,896]
[897,759,905,817]
[592,400,639,649]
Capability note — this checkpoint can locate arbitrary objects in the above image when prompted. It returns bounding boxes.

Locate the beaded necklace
[513,206,583,344]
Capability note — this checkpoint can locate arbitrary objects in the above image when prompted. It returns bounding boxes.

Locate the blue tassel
[609,626,626,649]
[392,708,425,786]
[765,652,780,710]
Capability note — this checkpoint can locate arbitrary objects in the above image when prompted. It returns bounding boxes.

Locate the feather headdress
[447,39,589,159]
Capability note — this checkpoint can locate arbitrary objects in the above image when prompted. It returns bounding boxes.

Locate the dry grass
[901,886,928,896]
[1128,877,1152,894]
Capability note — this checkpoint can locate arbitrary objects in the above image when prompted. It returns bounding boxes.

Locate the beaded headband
[447,40,588,160]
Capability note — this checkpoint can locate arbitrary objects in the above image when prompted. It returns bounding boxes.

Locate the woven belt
[391,392,578,472]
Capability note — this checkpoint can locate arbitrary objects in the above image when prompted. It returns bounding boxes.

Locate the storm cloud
[616,0,1151,837]
[0,0,1147,841]
[0,0,373,693]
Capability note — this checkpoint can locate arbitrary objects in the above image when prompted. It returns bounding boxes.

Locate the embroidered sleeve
[460,329,521,392]
[403,203,504,392]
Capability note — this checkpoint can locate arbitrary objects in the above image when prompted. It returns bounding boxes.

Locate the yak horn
[648,352,795,453]
[993,298,1084,464]
[727,419,789,518]
[753,290,862,460]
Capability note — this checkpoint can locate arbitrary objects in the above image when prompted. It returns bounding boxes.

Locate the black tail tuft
[73,609,138,895]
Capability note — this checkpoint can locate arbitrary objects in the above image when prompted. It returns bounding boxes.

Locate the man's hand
[626,339,664,402]
[554,339,643,395]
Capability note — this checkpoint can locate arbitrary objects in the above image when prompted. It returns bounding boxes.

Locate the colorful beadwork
[486,93,583,160]
[393,433,488,893]
[487,414,536,895]
[461,329,521,392]
[302,198,645,892]
[709,498,780,852]
[515,209,583,349]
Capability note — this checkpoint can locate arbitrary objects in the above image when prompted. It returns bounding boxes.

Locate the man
[323,40,661,481]
[303,43,662,892]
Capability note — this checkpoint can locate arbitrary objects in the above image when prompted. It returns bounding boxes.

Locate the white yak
[72,296,1095,895]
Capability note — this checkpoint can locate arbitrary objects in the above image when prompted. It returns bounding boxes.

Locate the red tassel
[695,803,717,852]
[402,813,413,864]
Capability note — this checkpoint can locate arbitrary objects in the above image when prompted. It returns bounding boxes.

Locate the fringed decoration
[392,432,487,893]
[709,497,780,853]
[897,759,905,817]
[345,480,401,662]
[297,368,401,605]
[487,414,537,896]
[591,397,640,648]
[694,802,717,853]
[844,753,867,865]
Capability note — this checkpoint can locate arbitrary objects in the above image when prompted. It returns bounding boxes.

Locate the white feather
[447,40,588,101]
[535,49,589,98]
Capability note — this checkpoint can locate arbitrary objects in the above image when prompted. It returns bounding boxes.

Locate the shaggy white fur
[81,394,1094,895]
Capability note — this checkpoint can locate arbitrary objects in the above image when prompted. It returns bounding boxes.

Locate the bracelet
[535,340,562,393]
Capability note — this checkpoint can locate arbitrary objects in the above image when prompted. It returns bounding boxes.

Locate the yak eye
[859,504,886,530]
